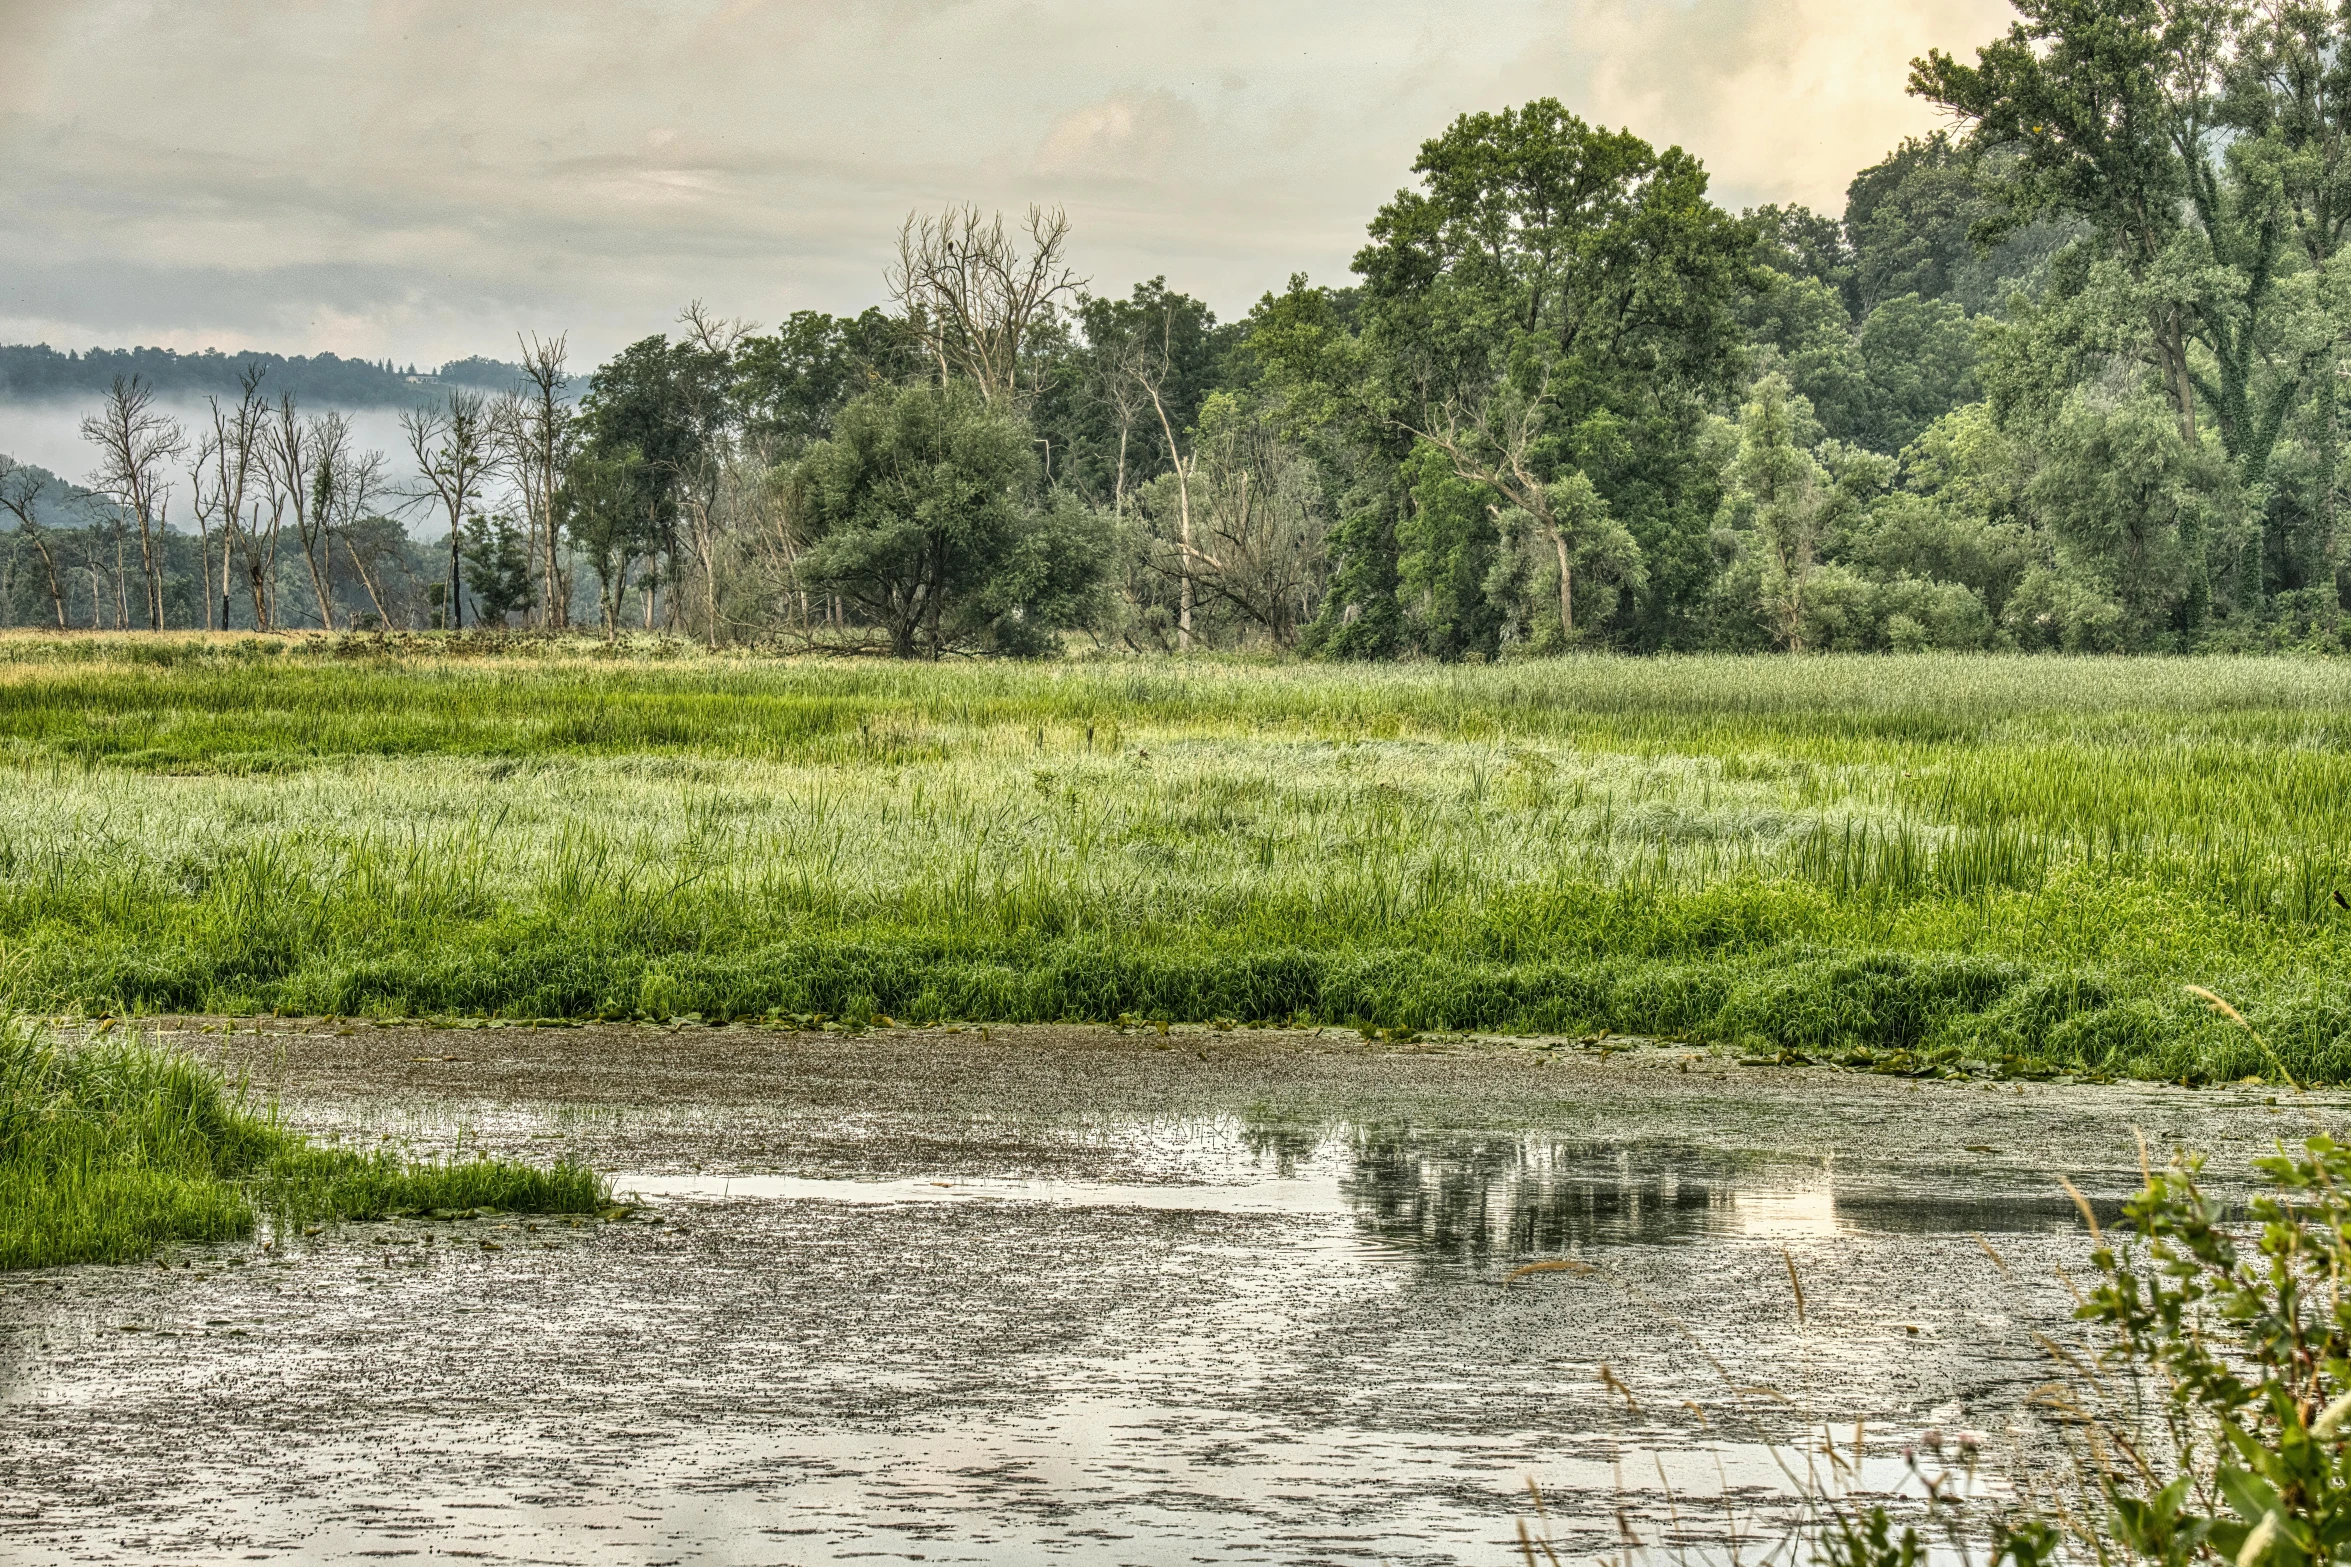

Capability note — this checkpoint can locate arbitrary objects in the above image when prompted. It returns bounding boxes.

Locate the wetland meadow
[1,638,2346,1083]
[9,637,2351,1564]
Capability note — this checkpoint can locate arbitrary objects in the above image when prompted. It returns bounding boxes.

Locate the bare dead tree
[1103,357,1148,521]
[755,449,813,630]
[79,377,186,629]
[269,400,337,629]
[185,448,216,628]
[402,391,492,631]
[0,456,68,629]
[1144,402,1328,648]
[1127,311,1196,651]
[190,367,270,630]
[316,440,398,627]
[674,302,758,648]
[887,204,1081,406]
[679,300,754,361]
[494,333,575,627]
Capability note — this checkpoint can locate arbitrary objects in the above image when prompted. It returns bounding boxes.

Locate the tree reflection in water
[1339,1130,1759,1263]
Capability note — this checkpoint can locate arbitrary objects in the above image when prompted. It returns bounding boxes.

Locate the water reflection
[1340,1130,1756,1262]
[613,1120,2110,1269]
[1322,1126,2109,1265]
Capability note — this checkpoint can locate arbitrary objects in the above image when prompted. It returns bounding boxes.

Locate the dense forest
[6,0,2350,654]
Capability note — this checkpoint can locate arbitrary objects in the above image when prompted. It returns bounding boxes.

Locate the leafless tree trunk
[402,391,492,631]
[1130,316,1195,651]
[80,377,186,630]
[0,457,68,629]
[1145,405,1328,649]
[496,333,574,628]
[1411,375,1581,639]
[186,453,216,629]
[887,204,1082,406]
[317,437,395,627]
[272,400,340,629]
[191,368,270,631]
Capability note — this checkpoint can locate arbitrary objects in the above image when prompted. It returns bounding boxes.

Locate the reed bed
[1,635,2347,1082]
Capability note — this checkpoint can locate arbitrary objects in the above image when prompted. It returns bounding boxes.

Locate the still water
[0,1021,2313,1565]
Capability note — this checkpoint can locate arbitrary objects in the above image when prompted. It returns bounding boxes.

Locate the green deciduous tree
[1718,375,1833,651]
[1352,98,1751,651]
[795,381,1103,658]
[460,513,533,627]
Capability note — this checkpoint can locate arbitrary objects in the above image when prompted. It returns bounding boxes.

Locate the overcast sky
[0,0,2012,370]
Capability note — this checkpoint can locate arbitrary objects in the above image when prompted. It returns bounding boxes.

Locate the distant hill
[0,460,128,530]
[0,344,545,405]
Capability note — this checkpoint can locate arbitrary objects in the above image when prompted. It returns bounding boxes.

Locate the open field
[1,635,2348,1083]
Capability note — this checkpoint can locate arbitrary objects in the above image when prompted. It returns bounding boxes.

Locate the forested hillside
[5,1,2346,653]
[0,346,528,405]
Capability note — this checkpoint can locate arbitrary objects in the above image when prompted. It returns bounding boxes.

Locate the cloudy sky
[1,0,2012,369]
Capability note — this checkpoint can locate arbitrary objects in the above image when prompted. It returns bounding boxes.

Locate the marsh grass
[4,636,2351,1081]
[0,1016,605,1269]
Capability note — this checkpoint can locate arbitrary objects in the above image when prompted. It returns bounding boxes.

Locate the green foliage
[1844,134,2068,316]
[565,446,659,635]
[579,333,734,558]
[460,513,534,627]
[731,308,918,452]
[1348,97,1752,651]
[2075,1136,2351,1567]
[2025,392,2234,648]
[1396,445,1504,659]
[795,380,1105,658]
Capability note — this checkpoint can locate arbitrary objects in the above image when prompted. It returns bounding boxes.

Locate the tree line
[0,345,525,405]
[6,0,2350,655]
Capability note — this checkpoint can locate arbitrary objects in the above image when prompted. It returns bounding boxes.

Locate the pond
[0,1021,2325,1565]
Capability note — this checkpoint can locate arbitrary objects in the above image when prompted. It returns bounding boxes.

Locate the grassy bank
[0,1015,606,1269]
[1,634,2348,1082]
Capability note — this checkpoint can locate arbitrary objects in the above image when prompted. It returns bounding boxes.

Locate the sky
[0,0,2015,372]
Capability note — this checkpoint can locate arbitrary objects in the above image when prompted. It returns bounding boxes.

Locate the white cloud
[0,0,2019,366]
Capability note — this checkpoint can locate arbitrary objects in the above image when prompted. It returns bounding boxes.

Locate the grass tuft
[0,1016,605,1269]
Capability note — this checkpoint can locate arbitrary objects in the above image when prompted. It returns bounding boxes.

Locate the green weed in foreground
[5,638,2351,1082]
[1790,1135,2351,1567]
[0,1017,606,1269]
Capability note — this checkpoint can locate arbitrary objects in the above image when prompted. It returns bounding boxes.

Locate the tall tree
[79,376,184,630]
[1718,375,1832,651]
[494,333,576,628]
[887,204,1082,406]
[269,397,338,629]
[402,391,493,631]
[190,367,269,630]
[1354,99,1752,649]
[795,380,1088,658]
[579,332,730,628]
[1913,0,2336,483]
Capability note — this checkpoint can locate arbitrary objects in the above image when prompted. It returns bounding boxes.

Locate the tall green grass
[2,635,2349,1082]
[0,1015,606,1269]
